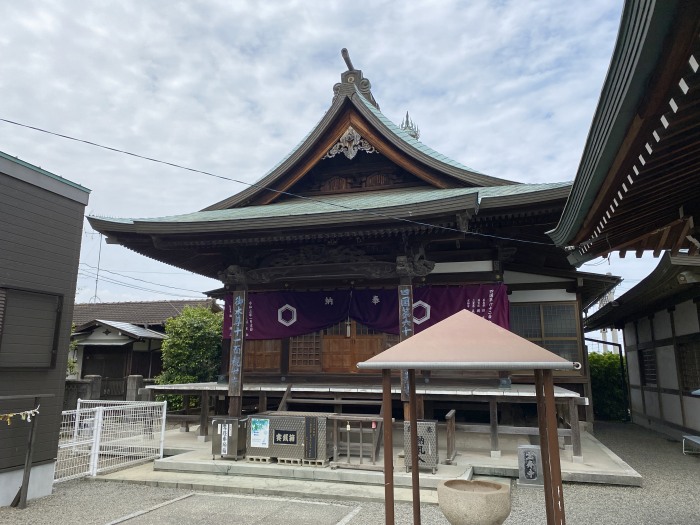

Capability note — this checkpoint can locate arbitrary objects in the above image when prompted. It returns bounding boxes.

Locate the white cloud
[2,0,657,304]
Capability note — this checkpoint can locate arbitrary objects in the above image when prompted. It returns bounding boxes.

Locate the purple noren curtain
[223,284,509,340]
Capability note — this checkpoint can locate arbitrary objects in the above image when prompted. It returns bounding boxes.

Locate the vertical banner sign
[398,284,414,402]
[228,290,246,397]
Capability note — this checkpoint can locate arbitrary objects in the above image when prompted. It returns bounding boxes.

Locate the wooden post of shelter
[382,369,395,525]
[357,310,578,525]
[535,369,566,525]
[408,369,421,525]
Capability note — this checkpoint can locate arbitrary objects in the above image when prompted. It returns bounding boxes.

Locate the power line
[110,270,194,275]
[80,262,205,293]
[78,269,203,298]
[1,117,556,247]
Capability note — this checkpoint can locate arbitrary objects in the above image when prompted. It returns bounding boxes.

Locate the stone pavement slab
[108,493,359,525]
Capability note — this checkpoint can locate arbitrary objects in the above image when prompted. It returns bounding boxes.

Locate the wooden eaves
[548,0,700,265]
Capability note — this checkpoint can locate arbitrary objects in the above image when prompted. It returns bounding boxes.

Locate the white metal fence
[54,399,167,483]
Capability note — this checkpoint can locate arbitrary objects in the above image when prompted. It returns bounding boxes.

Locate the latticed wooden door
[321,320,385,373]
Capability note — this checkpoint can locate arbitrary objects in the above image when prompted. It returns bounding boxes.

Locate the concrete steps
[153,450,472,490]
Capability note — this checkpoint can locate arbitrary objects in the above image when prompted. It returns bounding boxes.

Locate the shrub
[589,351,628,421]
[156,306,223,410]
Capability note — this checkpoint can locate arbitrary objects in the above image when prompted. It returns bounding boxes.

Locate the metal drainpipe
[585,337,630,421]
[145,323,153,379]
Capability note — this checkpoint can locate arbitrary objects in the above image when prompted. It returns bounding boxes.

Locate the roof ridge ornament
[333,48,380,110]
[400,111,421,140]
[324,126,377,160]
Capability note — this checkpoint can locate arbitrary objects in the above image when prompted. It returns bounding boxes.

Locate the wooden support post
[228,290,247,417]
[181,394,190,432]
[423,398,433,419]
[408,369,421,525]
[12,396,40,509]
[258,391,267,412]
[333,418,339,463]
[200,390,210,439]
[416,395,425,419]
[382,369,395,525]
[228,287,247,417]
[535,369,566,525]
[489,399,500,458]
[334,394,342,415]
[227,396,242,417]
[568,398,582,461]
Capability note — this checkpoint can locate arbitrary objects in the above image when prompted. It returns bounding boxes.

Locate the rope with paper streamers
[0,405,40,426]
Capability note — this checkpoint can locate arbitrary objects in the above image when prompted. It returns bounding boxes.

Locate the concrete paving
[3,421,698,524]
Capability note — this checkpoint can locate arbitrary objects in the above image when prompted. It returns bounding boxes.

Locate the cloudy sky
[1,0,658,316]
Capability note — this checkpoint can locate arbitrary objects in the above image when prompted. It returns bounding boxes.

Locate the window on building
[289,332,321,370]
[509,302,581,362]
[678,341,700,392]
[638,348,658,386]
[0,287,62,368]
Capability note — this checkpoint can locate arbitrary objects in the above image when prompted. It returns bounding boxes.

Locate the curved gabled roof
[203,59,514,211]
[90,182,569,236]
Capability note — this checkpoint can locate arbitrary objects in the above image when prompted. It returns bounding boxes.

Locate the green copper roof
[204,63,512,211]
[352,85,484,174]
[95,182,570,226]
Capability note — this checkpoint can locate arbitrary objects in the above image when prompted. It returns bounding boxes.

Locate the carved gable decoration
[324,126,377,160]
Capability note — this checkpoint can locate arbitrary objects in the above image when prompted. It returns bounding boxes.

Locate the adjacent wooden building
[548,0,700,436]
[0,151,89,505]
[89,52,616,419]
[586,254,700,438]
[71,299,221,382]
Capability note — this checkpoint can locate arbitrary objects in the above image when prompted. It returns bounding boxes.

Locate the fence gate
[54,399,166,483]
[101,378,128,400]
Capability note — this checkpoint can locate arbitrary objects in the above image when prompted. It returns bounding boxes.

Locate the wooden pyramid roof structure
[357,309,578,371]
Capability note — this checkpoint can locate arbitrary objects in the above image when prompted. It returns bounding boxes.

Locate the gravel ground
[1,421,698,525]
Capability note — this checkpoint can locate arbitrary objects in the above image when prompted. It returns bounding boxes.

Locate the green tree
[589,351,628,421]
[156,306,223,387]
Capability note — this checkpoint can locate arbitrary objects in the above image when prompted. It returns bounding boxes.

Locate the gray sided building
[587,254,700,439]
[0,151,89,505]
